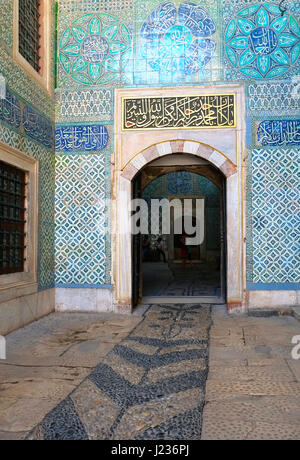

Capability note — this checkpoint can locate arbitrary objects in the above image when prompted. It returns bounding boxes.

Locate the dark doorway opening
[132,158,226,306]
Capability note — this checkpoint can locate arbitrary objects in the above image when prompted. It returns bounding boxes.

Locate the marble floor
[142,262,221,297]
[1,307,300,440]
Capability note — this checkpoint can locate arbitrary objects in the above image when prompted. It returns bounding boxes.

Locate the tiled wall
[55,153,111,287]
[56,0,299,290]
[247,147,299,288]
[0,0,55,291]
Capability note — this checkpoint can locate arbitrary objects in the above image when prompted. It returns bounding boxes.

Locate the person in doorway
[155,237,167,263]
[142,235,151,261]
[186,244,194,268]
[179,234,188,269]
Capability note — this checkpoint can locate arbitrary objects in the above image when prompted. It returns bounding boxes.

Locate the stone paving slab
[202,308,300,440]
[206,380,300,398]
[203,396,300,425]
[208,366,295,382]
[0,312,140,437]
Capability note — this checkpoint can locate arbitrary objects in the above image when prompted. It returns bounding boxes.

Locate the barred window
[19,0,41,73]
[0,161,27,275]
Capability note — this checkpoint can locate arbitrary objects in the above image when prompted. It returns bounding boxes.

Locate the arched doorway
[113,85,245,313]
[131,156,226,305]
[113,138,243,313]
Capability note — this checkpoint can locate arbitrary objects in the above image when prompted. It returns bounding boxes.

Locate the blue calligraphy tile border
[245,116,300,148]
[55,121,113,155]
[55,123,112,153]
[0,85,54,149]
[255,117,300,147]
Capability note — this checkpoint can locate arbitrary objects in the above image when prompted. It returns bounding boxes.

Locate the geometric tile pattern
[0,0,13,47]
[27,305,211,440]
[38,152,56,290]
[59,0,134,14]
[247,81,300,116]
[55,88,113,123]
[250,147,300,283]
[55,153,110,287]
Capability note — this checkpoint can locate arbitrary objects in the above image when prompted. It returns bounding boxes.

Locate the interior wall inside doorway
[138,166,225,301]
[143,171,221,263]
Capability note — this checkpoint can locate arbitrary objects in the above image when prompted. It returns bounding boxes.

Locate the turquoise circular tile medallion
[59,13,132,85]
[225,3,300,79]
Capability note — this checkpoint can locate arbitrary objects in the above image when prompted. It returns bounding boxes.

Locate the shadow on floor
[143,261,221,297]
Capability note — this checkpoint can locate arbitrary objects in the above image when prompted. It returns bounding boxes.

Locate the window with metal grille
[0,161,27,275]
[19,0,41,73]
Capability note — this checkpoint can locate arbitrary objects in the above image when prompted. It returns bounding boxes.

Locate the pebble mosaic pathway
[27,305,212,440]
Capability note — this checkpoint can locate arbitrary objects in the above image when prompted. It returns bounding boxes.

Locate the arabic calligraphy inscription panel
[123,94,236,130]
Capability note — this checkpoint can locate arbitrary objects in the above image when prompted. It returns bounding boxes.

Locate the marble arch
[113,86,246,314]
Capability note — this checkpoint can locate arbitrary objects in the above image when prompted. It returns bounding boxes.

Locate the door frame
[137,182,226,304]
[112,85,246,313]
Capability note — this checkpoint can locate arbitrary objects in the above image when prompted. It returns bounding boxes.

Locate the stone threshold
[142,296,225,304]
